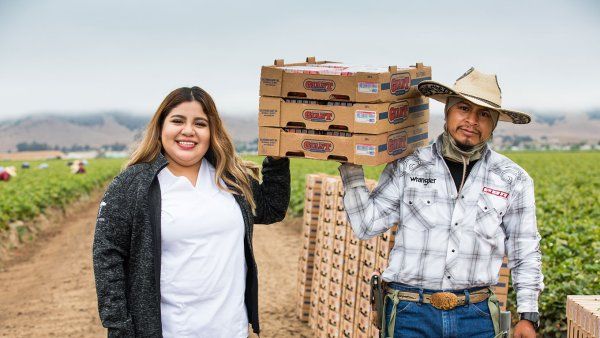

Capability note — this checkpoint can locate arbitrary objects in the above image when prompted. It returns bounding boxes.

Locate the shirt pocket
[474,195,505,239]
[401,188,438,231]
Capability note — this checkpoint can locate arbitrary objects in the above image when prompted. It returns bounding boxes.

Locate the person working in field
[339,68,543,338]
[93,86,290,337]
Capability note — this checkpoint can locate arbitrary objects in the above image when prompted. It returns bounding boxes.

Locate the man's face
[446,100,495,148]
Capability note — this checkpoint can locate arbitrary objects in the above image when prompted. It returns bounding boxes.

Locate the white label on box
[355,110,376,124]
[358,82,378,94]
[355,144,376,156]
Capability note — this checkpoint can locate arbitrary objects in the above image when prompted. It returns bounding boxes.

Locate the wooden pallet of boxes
[326,180,348,337]
[340,189,361,338]
[296,174,325,321]
[567,295,600,338]
[491,257,510,311]
[258,57,431,165]
[307,176,338,334]
[299,174,384,338]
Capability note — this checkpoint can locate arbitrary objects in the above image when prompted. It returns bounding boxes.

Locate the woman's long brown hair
[127,87,259,211]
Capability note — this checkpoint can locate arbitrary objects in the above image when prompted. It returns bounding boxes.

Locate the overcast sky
[0,0,598,119]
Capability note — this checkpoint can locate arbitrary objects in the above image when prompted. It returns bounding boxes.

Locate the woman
[93,86,290,337]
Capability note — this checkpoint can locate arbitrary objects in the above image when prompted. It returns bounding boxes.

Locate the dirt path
[0,191,312,337]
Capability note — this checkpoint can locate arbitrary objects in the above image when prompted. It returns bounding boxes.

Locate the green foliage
[244,152,599,337]
[0,159,124,230]
[502,152,600,337]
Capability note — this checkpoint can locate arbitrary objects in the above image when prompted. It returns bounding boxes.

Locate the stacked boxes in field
[354,233,378,338]
[310,176,340,337]
[297,174,324,322]
[350,179,379,338]
[566,295,600,338]
[340,183,361,338]
[327,180,348,337]
[491,257,510,311]
[308,175,331,329]
[258,57,432,166]
[375,224,397,275]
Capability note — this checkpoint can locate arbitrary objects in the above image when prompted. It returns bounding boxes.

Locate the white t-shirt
[158,158,248,338]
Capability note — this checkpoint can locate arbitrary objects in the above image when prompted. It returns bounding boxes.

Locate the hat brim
[417,80,531,124]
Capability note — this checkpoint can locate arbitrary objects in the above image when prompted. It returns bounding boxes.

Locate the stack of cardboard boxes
[258,57,432,165]
[492,257,510,311]
[566,295,600,338]
[297,174,512,337]
[300,174,393,338]
[296,174,324,321]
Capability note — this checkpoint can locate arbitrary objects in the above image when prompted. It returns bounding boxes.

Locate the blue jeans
[384,283,496,338]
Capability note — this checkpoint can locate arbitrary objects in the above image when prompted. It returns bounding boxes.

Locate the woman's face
[446,100,494,147]
[161,100,210,168]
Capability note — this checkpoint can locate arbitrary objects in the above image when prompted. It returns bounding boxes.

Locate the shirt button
[461,195,465,199]
[409,201,413,205]
[454,222,458,226]
[451,249,455,252]
[447,276,451,279]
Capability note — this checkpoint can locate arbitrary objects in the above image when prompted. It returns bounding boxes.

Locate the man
[339,68,543,338]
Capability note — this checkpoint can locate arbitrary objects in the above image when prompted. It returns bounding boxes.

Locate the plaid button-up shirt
[339,135,544,313]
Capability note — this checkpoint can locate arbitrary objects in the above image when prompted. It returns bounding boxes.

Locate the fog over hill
[0,109,598,152]
[0,112,258,152]
[427,109,600,146]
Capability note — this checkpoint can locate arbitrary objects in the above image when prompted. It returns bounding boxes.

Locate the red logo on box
[390,73,411,95]
[304,79,336,92]
[387,131,407,155]
[388,101,409,124]
[302,139,334,153]
[483,187,509,199]
[303,109,335,122]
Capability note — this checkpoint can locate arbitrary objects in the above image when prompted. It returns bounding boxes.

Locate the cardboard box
[344,257,360,279]
[375,249,389,273]
[260,57,431,103]
[258,123,429,165]
[334,222,347,240]
[566,295,600,338]
[336,209,349,227]
[342,283,358,320]
[332,250,345,269]
[326,322,340,338]
[354,295,371,338]
[341,319,354,338]
[259,96,429,134]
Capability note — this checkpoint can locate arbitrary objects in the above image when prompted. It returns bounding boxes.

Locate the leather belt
[385,287,490,310]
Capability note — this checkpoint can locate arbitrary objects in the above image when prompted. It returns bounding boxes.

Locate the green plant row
[245,152,600,337]
[1,153,597,336]
[0,159,124,230]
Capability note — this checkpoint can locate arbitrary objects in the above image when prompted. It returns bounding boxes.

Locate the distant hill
[0,111,258,152]
[0,109,597,153]
[427,110,600,147]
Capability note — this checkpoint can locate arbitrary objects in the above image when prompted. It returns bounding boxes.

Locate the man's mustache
[456,125,481,136]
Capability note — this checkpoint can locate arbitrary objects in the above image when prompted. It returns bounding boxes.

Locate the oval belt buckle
[430,292,459,310]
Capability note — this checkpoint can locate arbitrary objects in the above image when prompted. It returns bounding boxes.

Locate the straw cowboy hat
[417,67,531,124]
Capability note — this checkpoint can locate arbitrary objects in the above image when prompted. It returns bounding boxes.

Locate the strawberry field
[0,158,124,230]
[1,152,598,336]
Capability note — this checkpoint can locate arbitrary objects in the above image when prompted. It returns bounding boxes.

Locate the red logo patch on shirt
[483,187,509,199]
